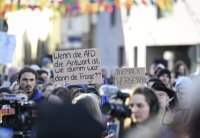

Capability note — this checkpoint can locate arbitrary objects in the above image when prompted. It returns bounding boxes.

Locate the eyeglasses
[157,93,167,99]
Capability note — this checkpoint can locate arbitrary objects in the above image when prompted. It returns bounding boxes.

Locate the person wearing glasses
[151,82,175,112]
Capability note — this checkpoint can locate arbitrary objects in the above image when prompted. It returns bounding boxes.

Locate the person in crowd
[151,82,178,138]
[67,84,87,99]
[124,86,160,138]
[149,63,157,76]
[17,67,45,105]
[151,82,175,111]
[42,82,54,97]
[41,56,53,80]
[144,73,154,84]
[37,69,49,83]
[1,66,20,88]
[102,68,109,84]
[154,63,166,77]
[173,61,188,79]
[157,68,172,89]
[9,73,19,87]
[36,79,45,92]
[72,93,102,123]
[107,69,116,85]
[36,102,104,138]
[30,64,40,71]
[87,84,100,97]
[10,80,20,92]
[147,78,162,87]
[47,87,72,104]
[128,86,160,125]
[159,76,193,138]
[175,76,192,110]
[71,87,87,99]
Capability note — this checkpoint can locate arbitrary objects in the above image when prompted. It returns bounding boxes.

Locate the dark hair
[151,82,175,98]
[42,82,54,92]
[51,87,72,103]
[174,60,188,78]
[157,69,171,79]
[0,87,12,94]
[147,78,162,86]
[131,87,160,119]
[36,103,104,138]
[37,70,49,76]
[18,67,38,81]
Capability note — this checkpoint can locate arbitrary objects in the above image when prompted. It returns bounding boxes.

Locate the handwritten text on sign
[53,48,102,85]
[114,67,145,89]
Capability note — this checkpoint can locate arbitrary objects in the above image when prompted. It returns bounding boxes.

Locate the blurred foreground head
[72,93,102,123]
[36,103,104,138]
[175,76,192,109]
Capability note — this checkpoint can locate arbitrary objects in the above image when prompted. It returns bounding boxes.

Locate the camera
[100,85,131,119]
[102,102,131,118]
[100,85,131,138]
[0,94,37,138]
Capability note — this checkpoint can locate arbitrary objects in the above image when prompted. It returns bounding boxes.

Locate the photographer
[0,87,37,138]
[100,85,131,138]
[5,67,46,138]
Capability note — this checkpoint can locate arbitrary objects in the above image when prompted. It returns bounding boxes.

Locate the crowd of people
[0,57,200,138]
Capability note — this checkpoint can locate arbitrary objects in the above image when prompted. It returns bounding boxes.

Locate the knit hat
[151,82,174,98]
[157,69,171,79]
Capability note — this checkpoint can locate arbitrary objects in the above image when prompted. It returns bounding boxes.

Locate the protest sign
[53,48,103,85]
[0,32,16,64]
[114,67,145,89]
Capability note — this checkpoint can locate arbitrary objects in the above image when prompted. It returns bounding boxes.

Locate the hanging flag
[80,0,88,14]
[141,0,148,6]
[134,0,141,5]
[114,0,120,10]
[0,0,6,15]
[157,0,173,18]
[125,0,133,10]
[150,0,156,5]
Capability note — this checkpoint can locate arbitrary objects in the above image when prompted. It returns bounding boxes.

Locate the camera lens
[102,102,112,115]
[102,102,131,118]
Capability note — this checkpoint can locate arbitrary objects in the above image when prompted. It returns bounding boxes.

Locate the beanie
[157,69,171,79]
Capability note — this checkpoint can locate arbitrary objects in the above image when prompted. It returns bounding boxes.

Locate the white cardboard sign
[53,48,103,85]
[114,67,145,89]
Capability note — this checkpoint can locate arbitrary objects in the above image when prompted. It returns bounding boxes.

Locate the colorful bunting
[0,0,176,16]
